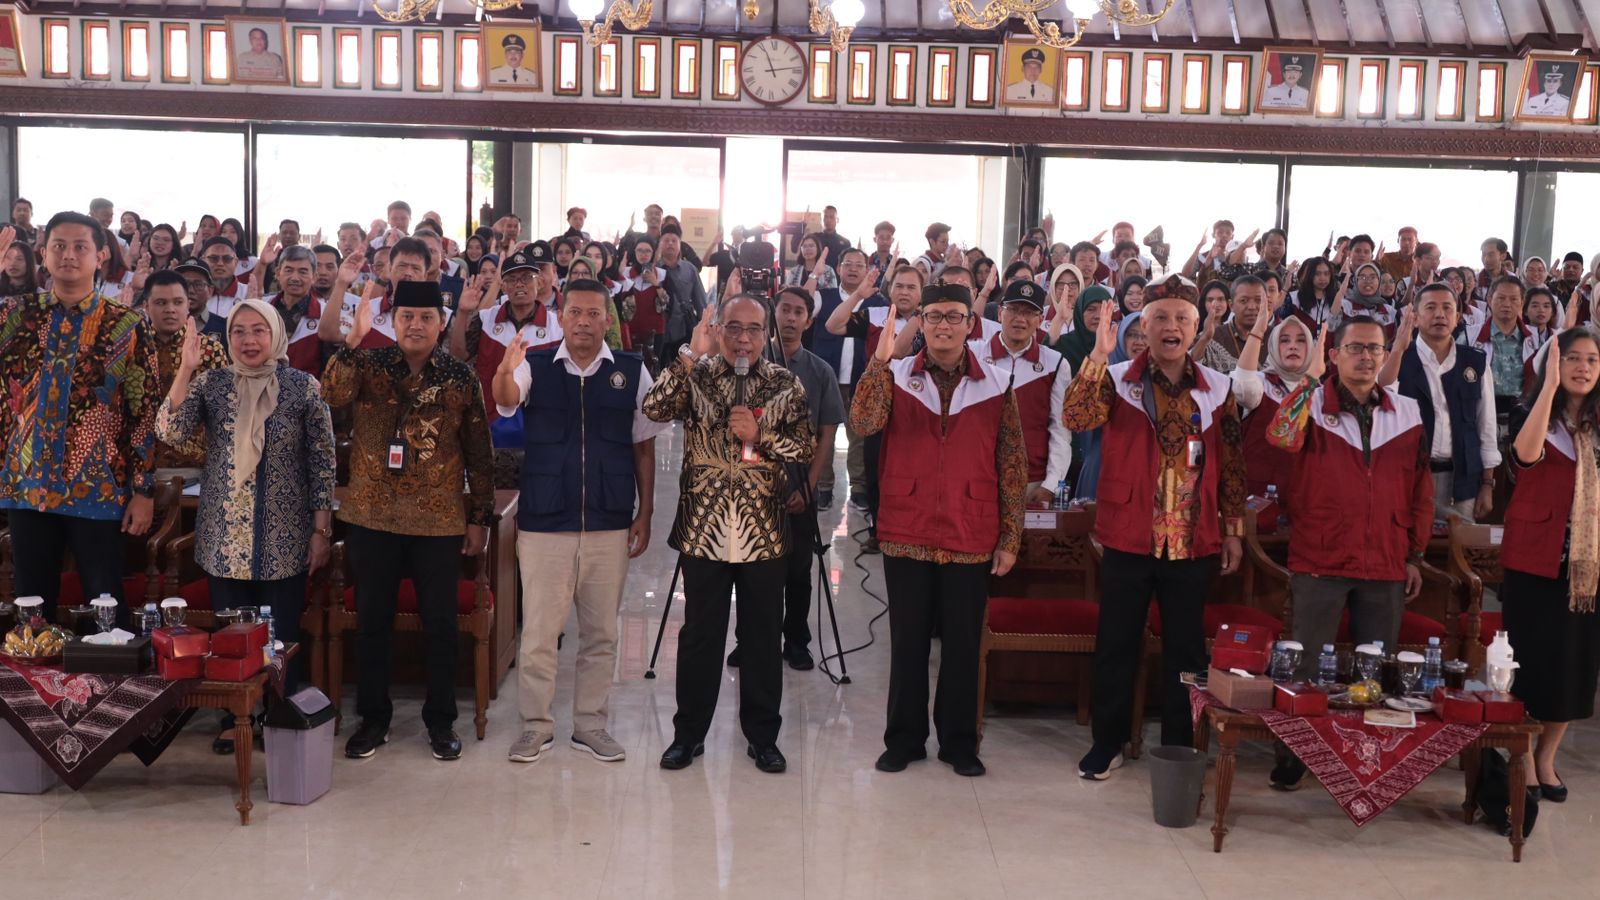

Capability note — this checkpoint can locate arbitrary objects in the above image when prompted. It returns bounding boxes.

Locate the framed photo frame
[1514,53,1586,124]
[1000,38,1058,108]
[225,15,289,85]
[1255,45,1321,115]
[0,8,23,79]
[481,20,541,91]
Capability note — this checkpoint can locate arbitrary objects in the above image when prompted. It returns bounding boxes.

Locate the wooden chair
[1444,515,1503,676]
[325,539,495,740]
[979,505,1111,746]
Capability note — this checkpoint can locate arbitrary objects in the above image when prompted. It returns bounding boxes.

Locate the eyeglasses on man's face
[1340,342,1385,357]
[922,311,972,327]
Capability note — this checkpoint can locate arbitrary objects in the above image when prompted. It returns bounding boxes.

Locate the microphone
[734,354,749,406]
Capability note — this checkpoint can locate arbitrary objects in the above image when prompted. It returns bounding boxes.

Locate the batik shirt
[151,328,228,471]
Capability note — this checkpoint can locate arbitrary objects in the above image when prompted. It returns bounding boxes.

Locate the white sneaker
[571,728,626,762]
[508,730,555,763]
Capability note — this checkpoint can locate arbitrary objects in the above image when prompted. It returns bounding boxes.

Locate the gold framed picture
[1000,39,1058,109]
[0,8,26,78]
[482,20,541,91]
[225,16,289,85]
[1514,54,1586,124]
[1255,46,1322,115]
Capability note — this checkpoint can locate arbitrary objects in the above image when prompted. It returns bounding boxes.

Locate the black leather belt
[1429,460,1454,473]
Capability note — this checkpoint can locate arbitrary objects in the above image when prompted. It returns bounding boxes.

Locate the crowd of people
[1,193,1597,797]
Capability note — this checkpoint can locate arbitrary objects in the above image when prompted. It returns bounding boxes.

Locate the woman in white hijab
[156,299,337,748]
[1231,311,1317,506]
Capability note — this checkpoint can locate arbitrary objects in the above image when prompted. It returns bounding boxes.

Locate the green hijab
[1056,284,1112,373]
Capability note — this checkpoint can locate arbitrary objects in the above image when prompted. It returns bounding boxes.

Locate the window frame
[81,19,111,82]
[292,26,323,89]
[41,18,70,80]
[1356,58,1389,120]
[1061,50,1091,112]
[1395,58,1425,121]
[1100,50,1132,113]
[1220,54,1251,115]
[633,36,662,99]
[1140,51,1171,114]
[333,27,362,89]
[121,21,152,83]
[1575,64,1600,126]
[554,34,583,96]
[671,37,701,100]
[886,45,917,106]
[967,46,997,109]
[412,29,443,93]
[846,44,876,106]
[1435,60,1467,122]
[201,23,229,86]
[454,30,484,93]
[808,44,836,104]
[1179,53,1210,115]
[1315,56,1346,119]
[160,22,190,84]
[712,39,740,101]
[927,45,956,108]
[1474,61,1505,123]
[373,28,403,92]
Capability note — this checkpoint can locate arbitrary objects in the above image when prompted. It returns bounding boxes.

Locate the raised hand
[338,245,367,283]
[457,273,489,314]
[384,228,400,248]
[369,218,386,240]
[725,268,743,297]
[1395,303,1416,340]
[1195,231,1209,252]
[496,330,527,377]
[1089,301,1118,363]
[810,253,828,280]
[132,252,152,291]
[178,220,188,241]
[313,228,324,246]
[1092,229,1107,245]
[1540,336,1563,403]
[944,243,963,268]
[1306,323,1329,381]
[178,318,203,375]
[260,234,281,268]
[346,284,378,350]
[688,303,719,358]
[876,309,899,362]
[984,260,999,294]
[0,225,13,263]
[857,268,880,299]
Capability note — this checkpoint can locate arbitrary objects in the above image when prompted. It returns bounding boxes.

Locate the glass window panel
[1143,57,1163,108]
[1574,69,1595,123]
[638,42,658,93]
[459,36,481,90]
[1397,63,1420,117]
[675,43,697,95]
[849,48,871,100]
[1477,66,1500,118]
[168,27,190,80]
[1287,165,1516,266]
[19,126,245,227]
[1104,56,1125,108]
[87,23,110,77]
[558,143,722,243]
[1222,60,1245,111]
[206,28,228,80]
[1042,157,1278,278]
[337,32,360,86]
[1438,64,1460,118]
[971,51,992,104]
[931,50,953,103]
[1318,62,1341,114]
[788,149,1007,256]
[1358,62,1381,115]
[715,44,736,97]
[377,33,400,87]
[127,25,150,79]
[559,39,578,91]
[298,32,320,85]
[1182,58,1205,110]
[47,23,69,75]
[1064,55,1086,106]
[419,34,441,88]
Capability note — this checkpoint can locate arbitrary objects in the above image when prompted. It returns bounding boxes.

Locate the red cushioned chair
[1444,515,1502,677]
[325,539,494,740]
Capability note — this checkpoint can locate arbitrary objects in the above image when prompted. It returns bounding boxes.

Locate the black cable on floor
[813,522,889,685]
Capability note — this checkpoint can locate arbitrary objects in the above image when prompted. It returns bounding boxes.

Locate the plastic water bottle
[260,606,276,661]
[1317,644,1338,685]
[1055,478,1071,510]
[141,602,158,637]
[1422,636,1443,693]
[1265,484,1279,503]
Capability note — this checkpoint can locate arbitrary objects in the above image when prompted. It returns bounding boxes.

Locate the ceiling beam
[769,0,778,34]
[1335,0,1355,46]
[1145,0,1159,41]
[1183,0,1199,42]
[698,0,705,32]
[1264,0,1280,41]
[1374,0,1395,48]
[1412,0,1432,48]
[1223,0,1239,44]
[1486,0,1515,50]
[1300,0,1319,44]
[1450,0,1472,50]
[1534,0,1557,39]
[1572,0,1599,51]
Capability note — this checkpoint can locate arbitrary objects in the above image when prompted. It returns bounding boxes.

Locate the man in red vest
[1265,315,1432,789]
[853,283,1027,777]
[971,278,1072,504]
[1064,293,1247,780]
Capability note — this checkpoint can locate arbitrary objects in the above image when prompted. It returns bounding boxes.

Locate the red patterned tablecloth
[1189,685,1490,827]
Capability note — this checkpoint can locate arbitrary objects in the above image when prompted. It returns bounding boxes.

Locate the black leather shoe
[747,743,787,773]
[429,727,463,761]
[660,742,705,770]
[344,721,390,759]
[212,733,235,755]
[937,749,986,777]
[816,489,833,511]
[784,644,815,671]
[1541,780,1568,803]
[726,646,741,668]
[874,746,928,772]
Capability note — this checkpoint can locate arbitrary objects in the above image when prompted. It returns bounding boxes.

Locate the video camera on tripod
[734,240,778,304]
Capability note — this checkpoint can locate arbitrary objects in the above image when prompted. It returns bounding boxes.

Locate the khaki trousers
[516,529,629,732]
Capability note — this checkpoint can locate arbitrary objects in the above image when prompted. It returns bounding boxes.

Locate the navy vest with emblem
[1397,343,1486,503]
[807,286,865,380]
[518,349,643,533]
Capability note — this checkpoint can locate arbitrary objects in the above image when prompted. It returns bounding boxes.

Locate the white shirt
[972,335,1073,489]
[499,341,671,446]
[1412,336,1502,469]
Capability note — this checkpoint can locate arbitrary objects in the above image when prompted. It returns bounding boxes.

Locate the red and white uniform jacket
[876,351,1010,556]
[1229,368,1299,507]
[969,332,1071,486]
[1092,355,1233,558]
[1279,381,1432,582]
[267,291,360,377]
[347,291,455,350]
[472,300,564,418]
[1501,420,1579,581]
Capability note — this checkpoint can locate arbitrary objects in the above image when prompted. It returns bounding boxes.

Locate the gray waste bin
[1148,745,1207,828]
[0,719,58,794]
[263,687,336,805]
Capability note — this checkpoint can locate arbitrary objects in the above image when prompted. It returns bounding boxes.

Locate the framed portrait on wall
[1515,54,1585,123]
[0,8,25,78]
[1255,46,1321,115]
[1000,39,1058,109]
[481,21,541,91]
[225,16,289,85]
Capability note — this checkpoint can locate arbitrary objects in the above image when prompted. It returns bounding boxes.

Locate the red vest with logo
[1239,371,1298,508]
[971,333,1068,484]
[1501,423,1578,580]
[875,352,1009,556]
[1093,356,1232,558]
[1284,382,1431,581]
[352,294,455,351]
[471,301,564,418]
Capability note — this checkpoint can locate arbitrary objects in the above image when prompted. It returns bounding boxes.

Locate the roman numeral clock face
[740,36,807,106]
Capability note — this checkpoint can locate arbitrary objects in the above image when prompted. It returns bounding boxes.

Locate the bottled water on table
[1422,636,1443,693]
[1316,644,1338,685]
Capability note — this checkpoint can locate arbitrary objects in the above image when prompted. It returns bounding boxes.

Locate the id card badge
[387,441,409,472]
[1186,436,1204,469]
[740,441,763,463]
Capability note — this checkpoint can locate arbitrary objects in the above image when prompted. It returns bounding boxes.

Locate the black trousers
[674,555,786,746]
[882,556,989,759]
[9,509,128,626]
[1093,548,1218,749]
[345,524,461,730]
[208,573,308,694]
[782,512,817,651]
[862,433,883,536]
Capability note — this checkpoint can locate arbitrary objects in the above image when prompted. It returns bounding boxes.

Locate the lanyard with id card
[387,382,421,474]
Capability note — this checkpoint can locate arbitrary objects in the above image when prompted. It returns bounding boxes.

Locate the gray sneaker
[570,728,626,762]
[508,729,555,763]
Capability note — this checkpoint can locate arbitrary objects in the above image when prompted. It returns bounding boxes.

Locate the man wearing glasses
[972,279,1072,506]
[1265,316,1433,790]
[199,235,248,315]
[643,295,814,774]
[852,283,1027,778]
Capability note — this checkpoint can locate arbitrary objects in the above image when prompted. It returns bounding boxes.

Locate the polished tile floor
[3,433,1600,899]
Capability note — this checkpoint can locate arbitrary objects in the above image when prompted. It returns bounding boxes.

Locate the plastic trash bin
[1148,745,1207,828]
[263,687,336,805]
[0,718,59,794]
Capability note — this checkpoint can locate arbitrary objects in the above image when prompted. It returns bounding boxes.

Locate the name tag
[386,441,408,472]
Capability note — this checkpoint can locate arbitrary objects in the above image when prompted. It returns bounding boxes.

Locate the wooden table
[176,644,298,826]
[1195,704,1541,862]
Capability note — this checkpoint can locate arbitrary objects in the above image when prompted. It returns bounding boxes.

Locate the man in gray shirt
[727,286,844,673]
[657,226,706,361]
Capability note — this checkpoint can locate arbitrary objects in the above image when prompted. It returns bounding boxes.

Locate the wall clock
[740,35,807,106]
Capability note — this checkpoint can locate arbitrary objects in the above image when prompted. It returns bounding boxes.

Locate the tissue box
[158,655,205,680]
[211,622,268,660]
[1274,681,1329,717]
[1432,687,1484,724]
[62,636,152,675]
[1475,691,1526,724]
[1207,666,1275,709]
[153,626,211,660]
[1211,623,1273,674]
[204,652,265,682]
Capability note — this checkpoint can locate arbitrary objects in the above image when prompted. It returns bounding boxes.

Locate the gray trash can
[1148,745,1207,828]
[0,719,58,794]
[263,687,336,805]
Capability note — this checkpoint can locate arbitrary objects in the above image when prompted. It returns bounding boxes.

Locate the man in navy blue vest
[808,248,875,510]
[1381,282,1501,521]
[492,278,669,765]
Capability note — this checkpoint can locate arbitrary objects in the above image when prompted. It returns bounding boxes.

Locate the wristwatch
[678,345,699,365]
[313,525,333,538]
